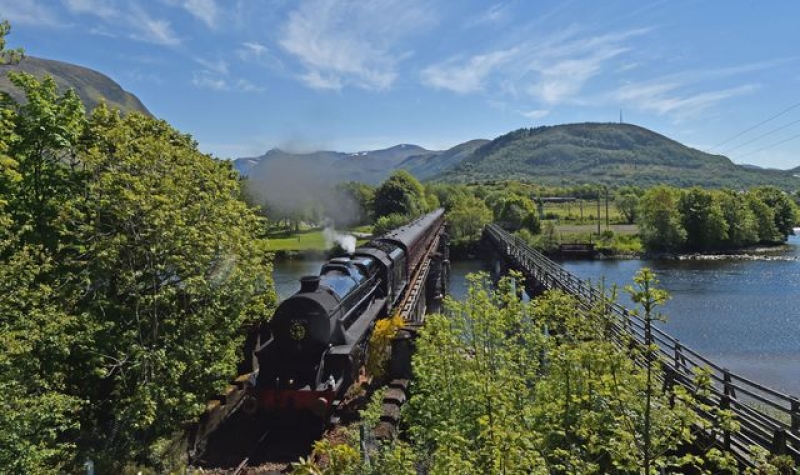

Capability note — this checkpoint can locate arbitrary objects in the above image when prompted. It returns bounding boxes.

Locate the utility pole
[596,187,601,236]
[605,186,610,229]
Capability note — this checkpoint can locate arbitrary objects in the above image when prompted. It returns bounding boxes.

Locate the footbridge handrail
[484,223,800,467]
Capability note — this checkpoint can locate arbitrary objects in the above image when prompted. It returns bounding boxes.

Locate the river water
[272,234,800,396]
[559,233,800,396]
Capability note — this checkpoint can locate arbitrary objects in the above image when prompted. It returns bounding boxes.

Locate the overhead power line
[709,100,800,151]
[722,117,800,154]
[737,130,800,159]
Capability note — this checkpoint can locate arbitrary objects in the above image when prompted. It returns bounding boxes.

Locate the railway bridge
[484,223,800,469]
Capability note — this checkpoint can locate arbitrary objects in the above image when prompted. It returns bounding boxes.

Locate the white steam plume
[323,225,357,254]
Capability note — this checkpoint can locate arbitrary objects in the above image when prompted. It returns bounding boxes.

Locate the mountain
[0,56,150,115]
[397,139,489,181]
[235,144,434,185]
[437,123,800,189]
[235,140,491,186]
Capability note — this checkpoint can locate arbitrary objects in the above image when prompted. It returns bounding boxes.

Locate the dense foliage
[0,24,276,472]
[372,169,429,219]
[436,123,800,189]
[638,185,797,252]
[294,272,793,474]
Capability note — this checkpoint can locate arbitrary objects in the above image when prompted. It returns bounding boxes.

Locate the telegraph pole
[596,186,601,236]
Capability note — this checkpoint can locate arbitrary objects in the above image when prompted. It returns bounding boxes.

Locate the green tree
[0,20,23,65]
[428,183,471,212]
[67,106,277,467]
[0,213,81,472]
[615,192,640,224]
[678,188,727,251]
[407,273,717,474]
[372,212,409,236]
[745,193,781,244]
[0,24,84,472]
[447,195,493,244]
[372,170,427,219]
[716,191,759,248]
[0,29,88,470]
[752,186,797,239]
[638,186,686,252]
[498,194,537,232]
[408,273,548,474]
[3,71,86,250]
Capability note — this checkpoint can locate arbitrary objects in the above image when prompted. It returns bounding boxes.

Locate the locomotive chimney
[300,275,321,293]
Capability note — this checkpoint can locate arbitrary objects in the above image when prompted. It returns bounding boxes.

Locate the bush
[372,213,409,236]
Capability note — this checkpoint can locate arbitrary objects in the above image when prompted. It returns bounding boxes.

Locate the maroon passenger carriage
[246,209,444,419]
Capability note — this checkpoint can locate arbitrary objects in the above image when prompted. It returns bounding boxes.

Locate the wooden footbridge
[484,223,800,469]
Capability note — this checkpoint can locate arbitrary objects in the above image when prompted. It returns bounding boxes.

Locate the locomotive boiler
[249,209,445,418]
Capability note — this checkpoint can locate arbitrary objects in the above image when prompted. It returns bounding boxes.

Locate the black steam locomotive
[249,209,445,417]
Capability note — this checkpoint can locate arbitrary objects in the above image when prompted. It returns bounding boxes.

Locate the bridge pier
[484,234,548,299]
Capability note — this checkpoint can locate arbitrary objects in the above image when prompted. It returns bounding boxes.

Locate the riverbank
[271,241,798,263]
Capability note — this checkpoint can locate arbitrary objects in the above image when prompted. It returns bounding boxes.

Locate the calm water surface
[273,235,800,395]
[559,234,800,396]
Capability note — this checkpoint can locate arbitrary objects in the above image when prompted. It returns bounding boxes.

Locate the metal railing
[485,224,800,467]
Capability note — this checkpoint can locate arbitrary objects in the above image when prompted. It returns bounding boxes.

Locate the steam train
[248,209,445,418]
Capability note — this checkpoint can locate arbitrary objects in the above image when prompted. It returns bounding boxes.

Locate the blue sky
[2,0,800,170]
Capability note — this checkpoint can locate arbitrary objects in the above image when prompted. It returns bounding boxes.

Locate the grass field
[266,226,373,252]
[542,200,629,225]
[554,223,638,235]
[551,223,642,253]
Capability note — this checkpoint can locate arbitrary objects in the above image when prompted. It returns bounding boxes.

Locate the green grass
[554,223,638,235]
[267,230,328,251]
[266,227,373,252]
[542,200,629,225]
[550,223,643,254]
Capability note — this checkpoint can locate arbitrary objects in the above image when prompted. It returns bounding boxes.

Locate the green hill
[0,56,150,115]
[438,123,799,189]
[397,139,489,181]
[237,144,434,184]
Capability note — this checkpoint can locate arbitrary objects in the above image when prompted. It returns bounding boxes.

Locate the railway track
[231,428,271,475]
[192,376,379,474]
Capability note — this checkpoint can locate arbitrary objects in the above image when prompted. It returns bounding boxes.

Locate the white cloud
[614,82,759,118]
[0,0,60,26]
[300,71,342,91]
[192,71,228,90]
[519,109,550,119]
[63,0,119,20]
[609,60,778,119]
[527,46,628,104]
[421,26,646,105]
[241,42,268,57]
[125,68,166,86]
[191,59,264,94]
[181,0,218,29]
[63,1,182,46]
[196,57,228,75]
[236,79,265,93]
[133,15,181,46]
[421,49,517,94]
[278,0,435,91]
[236,41,284,71]
[466,3,513,27]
